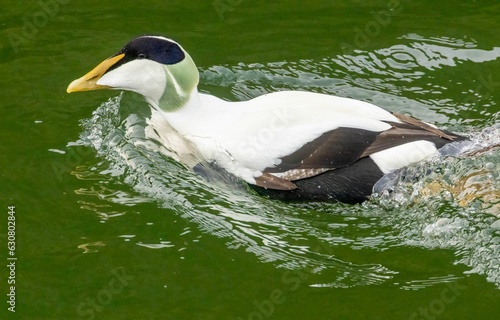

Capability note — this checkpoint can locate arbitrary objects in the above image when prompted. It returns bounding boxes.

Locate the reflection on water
[71,34,499,289]
[77,241,106,254]
[399,274,464,291]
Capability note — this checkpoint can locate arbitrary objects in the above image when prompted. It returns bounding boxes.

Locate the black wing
[254,113,465,192]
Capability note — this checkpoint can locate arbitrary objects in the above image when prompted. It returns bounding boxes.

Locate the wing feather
[256,112,465,190]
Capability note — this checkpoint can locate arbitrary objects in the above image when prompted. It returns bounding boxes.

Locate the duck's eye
[138,53,147,59]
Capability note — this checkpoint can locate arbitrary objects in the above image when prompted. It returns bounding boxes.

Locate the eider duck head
[67,35,199,111]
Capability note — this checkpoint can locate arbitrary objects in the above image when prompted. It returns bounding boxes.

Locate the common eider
[67,35,465,203]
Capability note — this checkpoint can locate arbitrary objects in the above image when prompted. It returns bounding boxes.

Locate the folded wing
[254,113,465,191]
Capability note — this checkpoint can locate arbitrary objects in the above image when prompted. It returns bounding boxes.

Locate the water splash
[374,124,500,215]
[74,94,398,288]
[369,124,500,286]
[73,33,500,289]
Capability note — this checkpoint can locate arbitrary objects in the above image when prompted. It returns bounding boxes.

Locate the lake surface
[1,1,500,319]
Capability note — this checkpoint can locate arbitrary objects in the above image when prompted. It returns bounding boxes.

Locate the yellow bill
[67,53,125,93]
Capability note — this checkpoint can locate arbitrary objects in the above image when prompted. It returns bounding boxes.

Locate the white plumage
[67,35,465,203]
[159,91,396,181]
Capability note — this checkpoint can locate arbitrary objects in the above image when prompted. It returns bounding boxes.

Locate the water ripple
[200,33,500,124]
[75,95,397,288]
[72,34,500,289]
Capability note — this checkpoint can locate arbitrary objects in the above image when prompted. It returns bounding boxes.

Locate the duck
[67,35,466,204]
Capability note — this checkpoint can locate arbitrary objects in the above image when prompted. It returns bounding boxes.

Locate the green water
[1,1,500,319]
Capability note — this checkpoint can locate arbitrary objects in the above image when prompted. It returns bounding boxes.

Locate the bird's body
[67,35,465,203]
